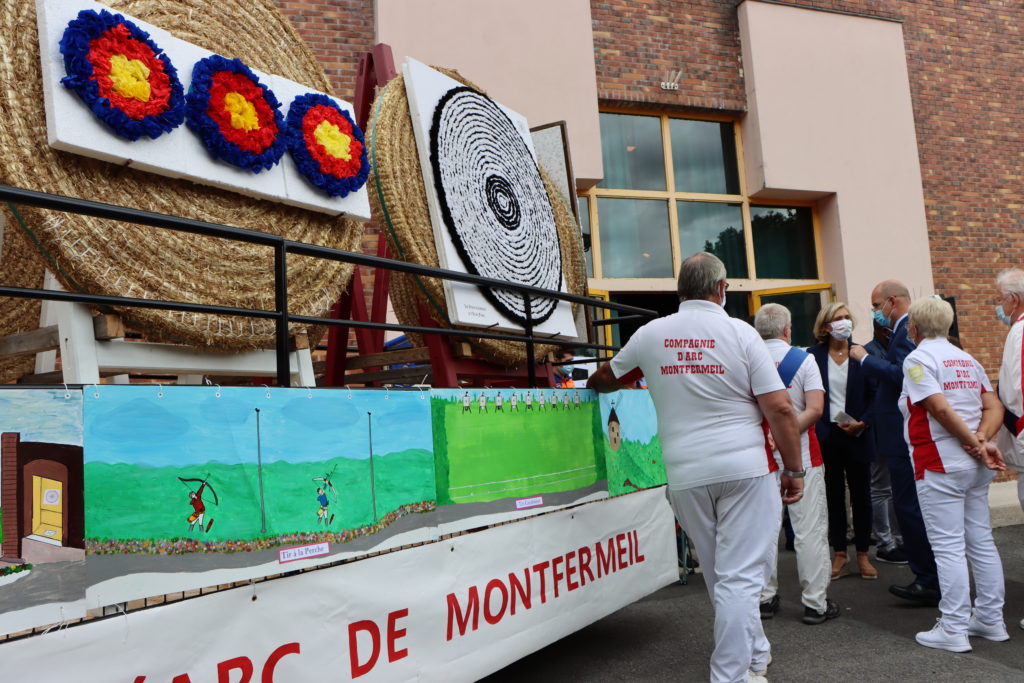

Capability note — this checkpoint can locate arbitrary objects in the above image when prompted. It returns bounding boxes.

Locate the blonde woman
[807,302,878,580]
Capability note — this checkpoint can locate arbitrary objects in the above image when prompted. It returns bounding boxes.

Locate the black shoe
[803,598,840,625]
[875,545,909,565]
[760,594,780,620]
[889,582,941,606]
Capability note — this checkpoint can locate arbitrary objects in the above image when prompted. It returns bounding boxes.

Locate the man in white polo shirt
[753,303,838,626]
[589,252,803,683]
[993,269,1024,631]
[995,269,1024,505]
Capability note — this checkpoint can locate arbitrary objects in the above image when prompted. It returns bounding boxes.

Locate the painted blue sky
[599,391,659,443]
[85,386,432,467]
[0,389,82,445]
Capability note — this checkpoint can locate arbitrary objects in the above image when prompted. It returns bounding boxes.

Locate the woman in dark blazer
[808,302,877,580]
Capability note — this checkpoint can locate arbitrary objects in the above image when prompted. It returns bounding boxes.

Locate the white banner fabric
[1,488,677,682]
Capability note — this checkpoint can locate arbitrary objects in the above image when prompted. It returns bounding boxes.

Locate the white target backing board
[403,58,577,338]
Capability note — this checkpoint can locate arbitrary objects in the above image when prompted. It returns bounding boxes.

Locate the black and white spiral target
[429,86,563,326]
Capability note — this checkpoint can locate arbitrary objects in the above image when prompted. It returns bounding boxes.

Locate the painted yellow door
[32,475,63,542]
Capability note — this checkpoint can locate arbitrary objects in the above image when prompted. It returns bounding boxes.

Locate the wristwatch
[782,469,806,478]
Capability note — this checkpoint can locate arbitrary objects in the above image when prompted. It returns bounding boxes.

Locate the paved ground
[485,524,1024,682]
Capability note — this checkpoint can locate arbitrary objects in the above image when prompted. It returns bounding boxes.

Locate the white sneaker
[750,653,773,677]
[1019,617,1024,631]
[747,673,768,683]
[967,615,1009,641]
[915,620,971,653]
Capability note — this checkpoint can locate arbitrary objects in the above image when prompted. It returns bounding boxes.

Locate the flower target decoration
[186,55,286,173]
[285,93,369,198]
[429,86,563,326]
[59,9,185,141]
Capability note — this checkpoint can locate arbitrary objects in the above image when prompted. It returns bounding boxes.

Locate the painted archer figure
[313,466,339,525]
[180,475,218,533]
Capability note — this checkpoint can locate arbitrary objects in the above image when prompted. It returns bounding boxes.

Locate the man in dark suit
[850,280,940,605]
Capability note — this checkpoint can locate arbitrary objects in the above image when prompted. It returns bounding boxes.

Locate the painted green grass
[84,449,435,542]
[603,436,667,496]
[433,398,600,505]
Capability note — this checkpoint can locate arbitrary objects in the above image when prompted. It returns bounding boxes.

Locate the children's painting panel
[431,388,607,533]
[598,391,667,496]
[0,388,87,637]
[83,386,437,608]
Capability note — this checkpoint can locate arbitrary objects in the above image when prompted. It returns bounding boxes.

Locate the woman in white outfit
[898,296,1008,652]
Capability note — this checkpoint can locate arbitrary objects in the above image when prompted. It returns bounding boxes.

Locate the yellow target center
[108,54,151,101]
[223,92,260,131]
[314,120,352,160]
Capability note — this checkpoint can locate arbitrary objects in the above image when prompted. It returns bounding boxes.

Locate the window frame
[582,108,828,294]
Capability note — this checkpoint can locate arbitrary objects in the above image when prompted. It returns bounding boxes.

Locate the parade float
[0,1,674,679]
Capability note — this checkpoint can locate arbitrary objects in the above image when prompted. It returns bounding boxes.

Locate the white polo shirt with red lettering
[898,337,992,479]
[764,339,824,470]
[997,313,1024,469]
[609,299,785,490]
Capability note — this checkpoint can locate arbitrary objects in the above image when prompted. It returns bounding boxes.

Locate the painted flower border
[285,93,370,198]
[59,8,185,141]
[185,55,286,174]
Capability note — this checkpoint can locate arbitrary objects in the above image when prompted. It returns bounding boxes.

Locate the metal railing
[0,184,657,387]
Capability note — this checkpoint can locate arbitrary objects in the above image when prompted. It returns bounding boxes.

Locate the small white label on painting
[278,542,330,564]
[516,496,543,510]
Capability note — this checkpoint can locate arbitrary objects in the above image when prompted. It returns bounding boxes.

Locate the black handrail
[0,184,658,386]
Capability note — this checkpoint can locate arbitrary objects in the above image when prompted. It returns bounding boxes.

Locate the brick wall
[589,0,1021,373]
[591,0,746,112]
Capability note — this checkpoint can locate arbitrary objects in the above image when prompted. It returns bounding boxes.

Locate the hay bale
[0,0,364,380]
[366,70,587,366]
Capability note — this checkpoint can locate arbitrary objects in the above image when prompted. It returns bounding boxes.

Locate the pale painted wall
[375,0,603,188]
[738,1,935,337]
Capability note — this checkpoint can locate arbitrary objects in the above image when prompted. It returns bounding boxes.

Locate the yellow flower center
[223,92,260,131]
[108,54,151,101]
[314,120,352,160]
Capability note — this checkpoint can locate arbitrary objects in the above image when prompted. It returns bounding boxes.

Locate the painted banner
[599,391,667,496]
[0,487,677,682]
[0,388,86,637]
[431,388,607,534]
[84,386,437,608]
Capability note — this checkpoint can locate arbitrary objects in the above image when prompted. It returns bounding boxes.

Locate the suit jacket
[858,315,916,459]
[808,340,876,462]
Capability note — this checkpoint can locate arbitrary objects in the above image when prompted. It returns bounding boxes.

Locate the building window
[583,111,829,343]
[750,206,817,279]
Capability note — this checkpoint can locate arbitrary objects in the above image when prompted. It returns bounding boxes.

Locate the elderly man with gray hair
[753,303,838,626]
[589,252,803,683]
[994,268,1024,630]
[994,269,1024,500]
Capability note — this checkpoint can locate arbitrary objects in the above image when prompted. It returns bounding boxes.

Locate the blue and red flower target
[285,94,369,198]
[59,9,185,141]
[186,55,286,173]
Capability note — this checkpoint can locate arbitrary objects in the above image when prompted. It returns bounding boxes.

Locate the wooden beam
[343,346,430,370]
[17,369,122,384]
[92,314,125,340]
[346,366,433,385]
[0,326,59,361]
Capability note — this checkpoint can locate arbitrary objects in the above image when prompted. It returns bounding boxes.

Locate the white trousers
[916,466,1005,633]
[761,466,830,612]
[669,473,781,683]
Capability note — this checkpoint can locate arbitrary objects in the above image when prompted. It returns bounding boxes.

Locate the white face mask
[829,319,853,341]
